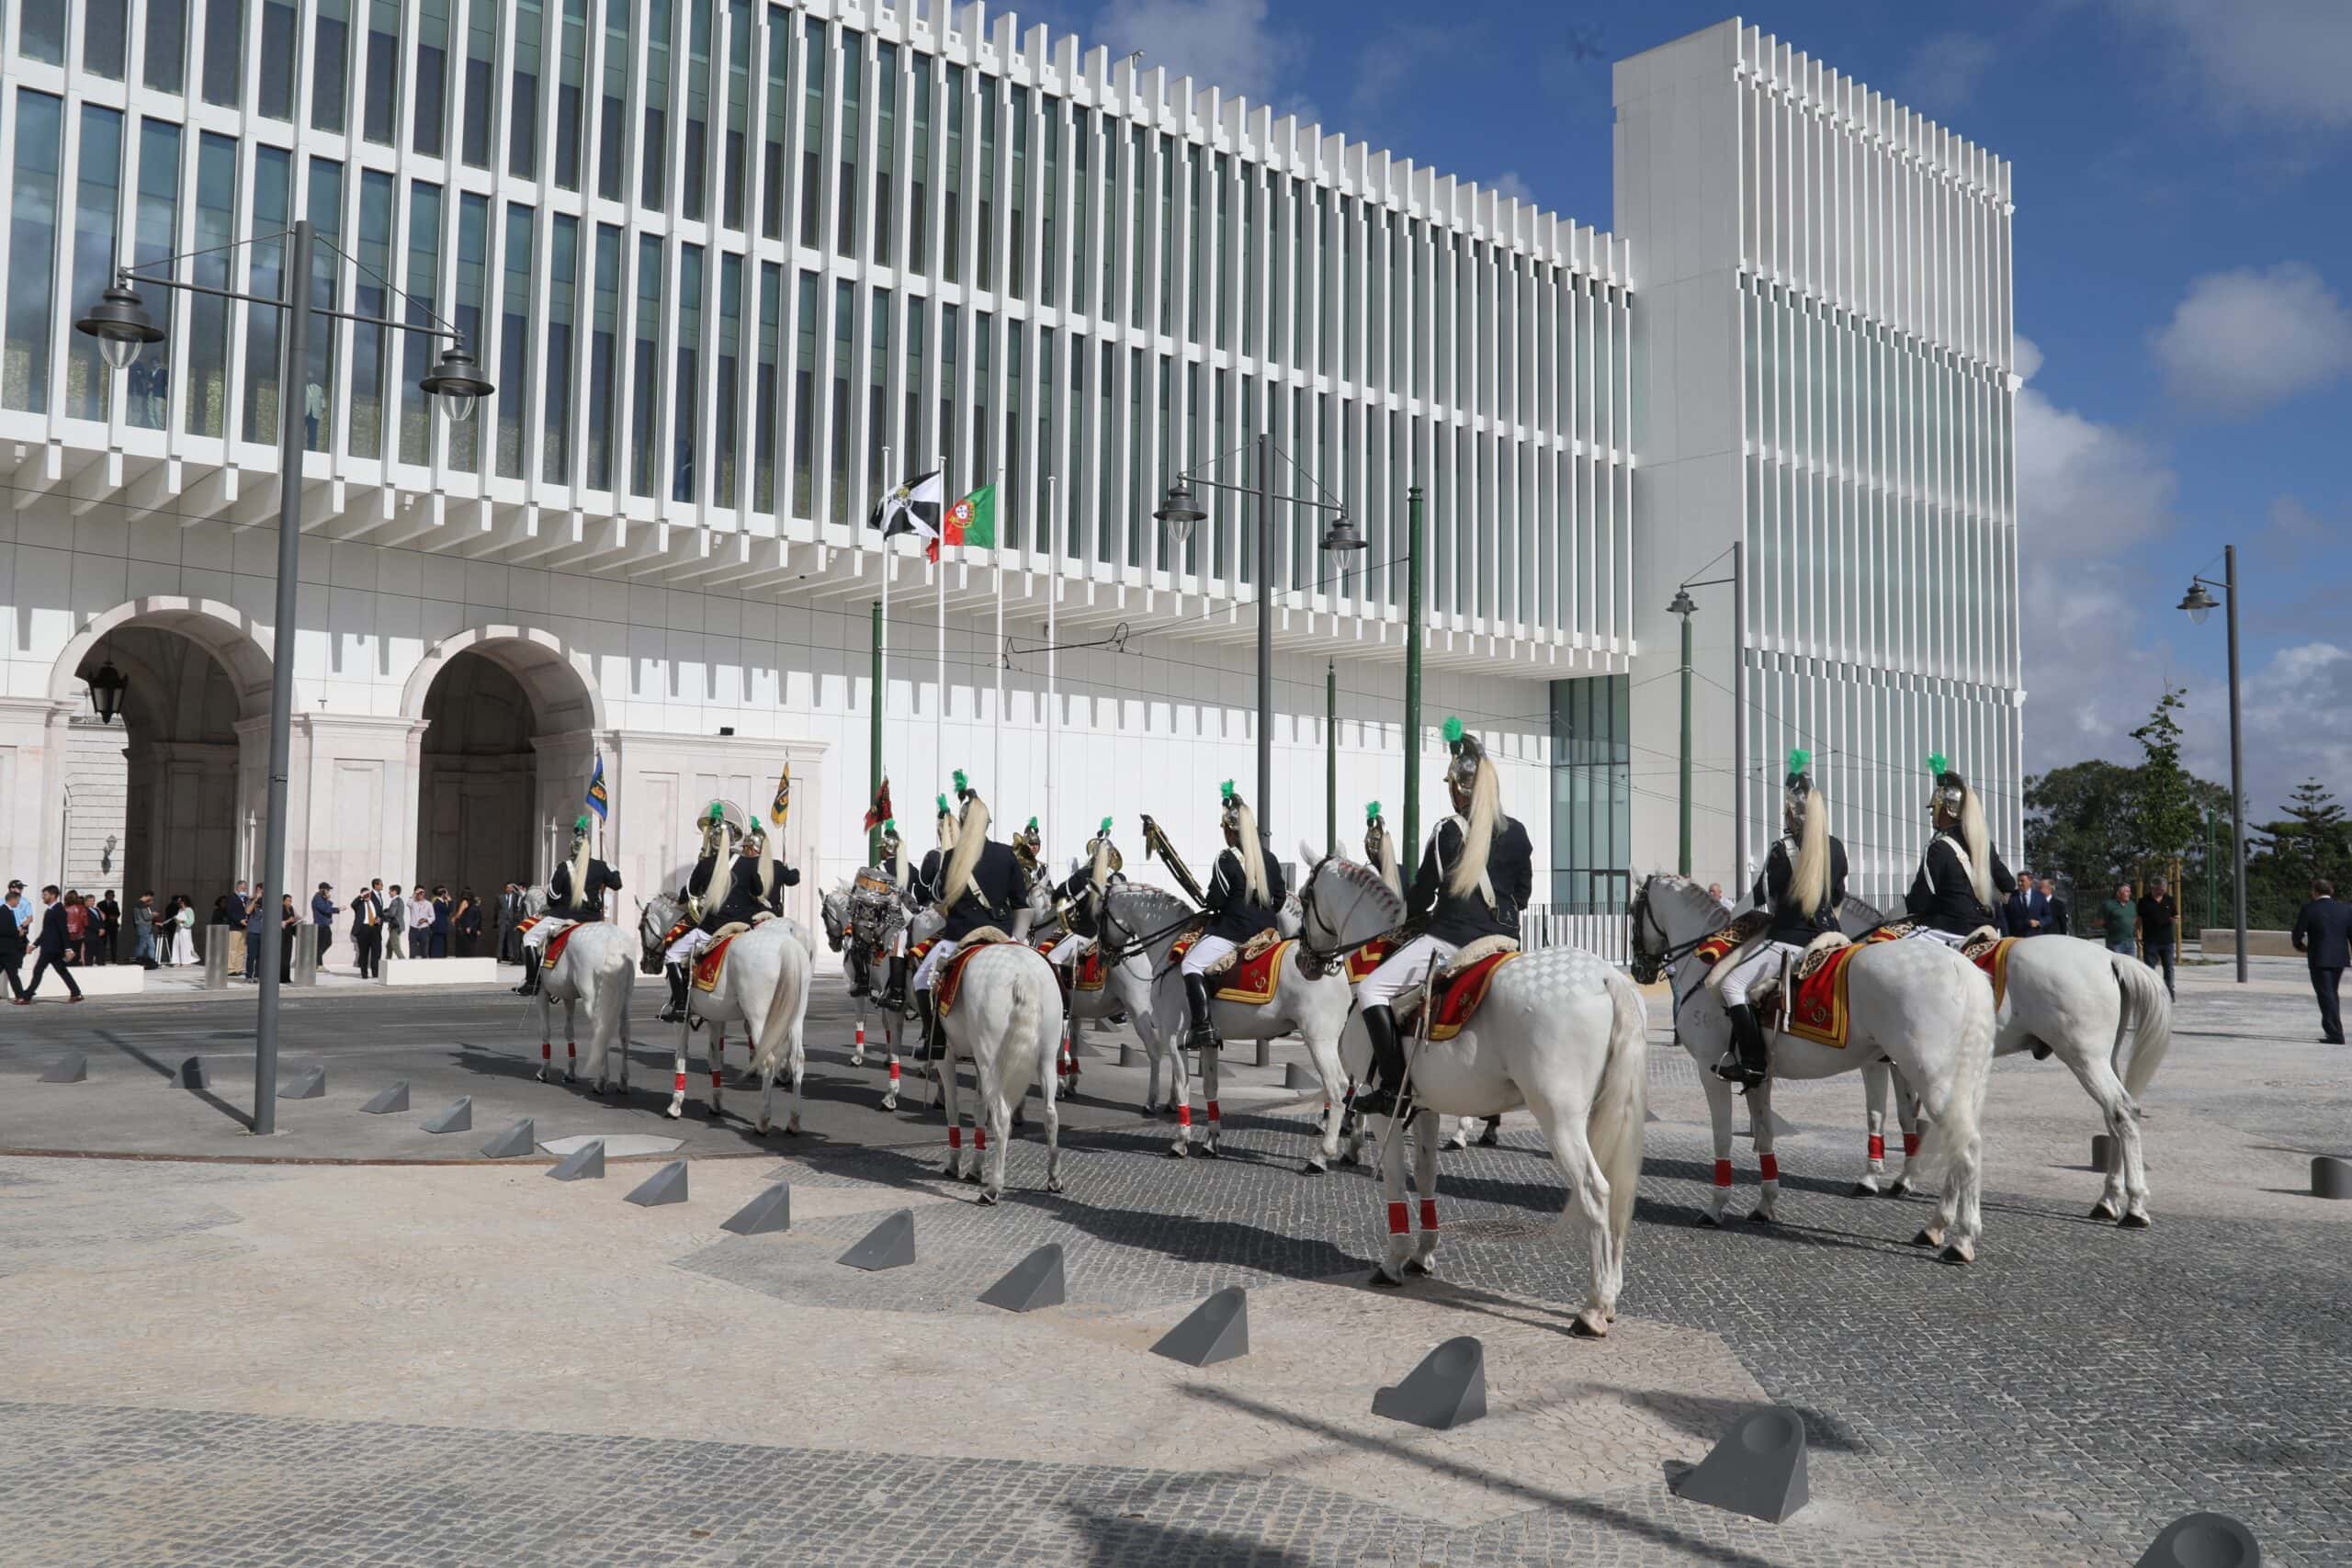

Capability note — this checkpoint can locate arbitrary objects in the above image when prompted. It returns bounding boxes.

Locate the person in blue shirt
[310,884,341,969]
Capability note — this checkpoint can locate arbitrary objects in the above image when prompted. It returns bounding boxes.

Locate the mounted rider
[1353,719,1533,1117]
[1363,801,1401,897]
[513,814,624,997]
[1176,782,1289,1056]
[1713,749,1849,1089]
[660,803,797,1022]
[852,816,910,1008]
[910,773,1023,1045]
[1905,754,2018,946]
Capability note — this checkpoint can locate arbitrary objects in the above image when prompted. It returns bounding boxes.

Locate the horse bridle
[1291,854,1375,979]
[1096,888,1204,980]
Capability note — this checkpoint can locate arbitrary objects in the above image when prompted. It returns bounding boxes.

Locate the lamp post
[78,220,491,1134]
[2177,546,2247,983]
[1669,542,1746,891]
[1156,430,1360,821]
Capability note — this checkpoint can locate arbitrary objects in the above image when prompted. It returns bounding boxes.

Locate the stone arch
[50,596,279,717]
[399,624,605,735]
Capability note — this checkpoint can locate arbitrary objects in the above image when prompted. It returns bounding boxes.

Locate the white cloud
[1094,0,1298,109]
[1900,32,1997,111]
[2014,336,2178,558]
[1491,171,1535,205]
[2243,642,2352,815]
[2151,263,2352,418]
[2114,0,2352,130]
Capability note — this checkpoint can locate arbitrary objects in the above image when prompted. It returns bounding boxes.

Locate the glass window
[1129,127,1147,329]
[240,146,292,442]
[1003,322,1023,546]
[721,0,749,226]
[598,0,630,200]
[313,0,350,133]
[683,0,709,221]
[1067,331,1086,554]
[900,297,925,469]
[543,213,578,484]
[509,0,542,178]
[143,0,186,92]
[760,14,787,238]
[828,276,851,516]
[1158,134,1173,336]
[350,169,394,458]
[872,42,896,265]
[641,0,672,208]
[413,0,449,157]
[121,120,183,433]
[1187,146,1202,344]
[399,181,444,466]
[798,17,825,250]
[835,28,861,256]
[1242,166,1258,356]
[969,310,990,489]
[753,260,779,511]
[449,192,488,470]
[1071,109,1090,315]
[548,0,585,186]
[1008,93,1025,299]
[942,63,962,282]
[585,223,619,488]
[715,252,741,502]
[65,106,125,424]
[462,0,497,167]
[935,301,956,479]
[1548,674,1632,912]
[1125,345,1142,565]
[673,243,702,502]
[259,0,298,119]
[865,285,889,496]
[17,0,64,64]
[791,267,816,513]
[85,0,128,77]
[1211,152,1226,348]
[977,81,995,292]
[1040,99,1057,310]
[909,55,930,273]
[364,0,401,142]
[302,155,343,452]
[201,0,240,105]
[1094,340,1113,561]
[628,235,660,496]
[186,132,236,439]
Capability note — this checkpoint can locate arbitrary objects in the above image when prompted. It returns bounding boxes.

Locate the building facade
[0,3,2012,935]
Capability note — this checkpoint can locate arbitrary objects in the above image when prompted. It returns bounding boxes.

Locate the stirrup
[1713,1050,1767,1088]
[1352,1081,1399,1118]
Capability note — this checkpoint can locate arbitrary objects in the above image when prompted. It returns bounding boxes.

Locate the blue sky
[1027,0,2351,820]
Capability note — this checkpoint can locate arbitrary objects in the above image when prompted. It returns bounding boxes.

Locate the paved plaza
[1,955,2346,1565]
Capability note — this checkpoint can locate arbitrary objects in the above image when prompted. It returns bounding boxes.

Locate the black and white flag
[869,468,944,544]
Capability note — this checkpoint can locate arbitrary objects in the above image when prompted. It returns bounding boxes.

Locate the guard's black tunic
[1904,832,2017,936]
[1203,844,1288,944]
[914,848,947,908]
[685,850,725,914]
[1750,835,1849,946]
[1409,816,1534,945]
[701,855,796,932]
[936,840,1023,942]
[547,859,622,922]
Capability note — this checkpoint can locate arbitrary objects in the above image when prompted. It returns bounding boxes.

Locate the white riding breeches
[913,936,960,993]
[1357,933,1459,1010]
[1046,931,1091,966]
[1912,926,1970,949]
[1719,941,1805,1008]
[1180,933,1238,978]
[521,918,574,953]
[665,927,714,965]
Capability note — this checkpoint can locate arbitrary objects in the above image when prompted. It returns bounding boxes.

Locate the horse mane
[1646,873,1732,935]
[1106,882,1191,926]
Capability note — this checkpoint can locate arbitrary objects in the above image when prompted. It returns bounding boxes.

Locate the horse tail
[1590,968,1649,1244]
[1008,953,1046,1088]
[750,932,807,1077]
[2109,951,2173,1100]
[587,931,629,1069]
[1914,951,1993,1191]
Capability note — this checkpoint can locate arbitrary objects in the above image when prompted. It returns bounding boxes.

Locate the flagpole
[1046,475,1057,861]
[992,543,1004,808]
[935,521,946,791]
[878,446,890,863]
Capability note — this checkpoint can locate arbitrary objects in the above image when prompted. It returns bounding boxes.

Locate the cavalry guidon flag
[583,755,609,823]
[770,762,791,828]
[870,469,944,547]
[865,778,895,833]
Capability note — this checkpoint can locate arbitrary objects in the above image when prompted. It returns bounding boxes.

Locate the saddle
[935,936,1013,1018]
[958,925,1012,948]
[1394,941,1521,1043]
[539,922,581,971]
[1170,928,1291,1003]
[691,934,739,993]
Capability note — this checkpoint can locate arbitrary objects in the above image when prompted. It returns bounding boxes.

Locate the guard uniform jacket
[1410,816,1534,946]
[547,859,622,922]
[914,849,946,908]
[1203,843,1288,945]
[685,850,724,916]
[702,855,796,932]
[1904,832,2016,936]
[1751,835,1849,946]
[936,840,1023,942]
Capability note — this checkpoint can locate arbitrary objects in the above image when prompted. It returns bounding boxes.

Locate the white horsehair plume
[942,791,989,908]
[1789,789,1829,914]
[1233,800,1270,906]
[1446,753,1501,899]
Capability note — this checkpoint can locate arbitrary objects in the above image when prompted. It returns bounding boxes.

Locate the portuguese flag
[932,484,995,561]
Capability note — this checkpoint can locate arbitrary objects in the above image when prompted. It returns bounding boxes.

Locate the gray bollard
[2313,1156,2352,1201]
[1151,1287,1250,1367]
[203,942,230,991]
[721,1183,792,1235]
[1118,1042,1136,1067]
[293,931,318,987]
[2134,1511,2261,1568]
[2093,1134,2115,1171]
[359,1081,410,1115]
[837,1209,917,1270]
[421,1096,472,1134]
[1674,1405,1811,1524]
[480,1119,536,1158]
[624,1158,690,1207]
[1254,1038,1272,1068]
[177,1056,209,1091]
[1284,1062,1309,1091]
[277,1065,326,1100]
[978,1245,1066,1313]
[39,1052,88,1084]
[546,1140,605,1180]
[1372,1337,1487,1430]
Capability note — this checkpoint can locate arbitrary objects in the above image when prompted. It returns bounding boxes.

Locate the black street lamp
[76,221,490,1135]
[1668,545,1747,889]
[85,657,130,726]
[2177,547,2247,983]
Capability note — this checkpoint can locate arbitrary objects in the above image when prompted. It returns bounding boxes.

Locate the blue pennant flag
[584,756,610,823]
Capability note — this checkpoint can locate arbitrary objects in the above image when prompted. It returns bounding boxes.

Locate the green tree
[2025,759,2142,894]
[2245,778,2352,926]
[2129,687,2203,870]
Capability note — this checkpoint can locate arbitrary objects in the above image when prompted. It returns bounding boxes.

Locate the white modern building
[0,3,2016,937]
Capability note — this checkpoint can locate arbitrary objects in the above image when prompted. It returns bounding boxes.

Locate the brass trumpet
[1137,814,1209,907]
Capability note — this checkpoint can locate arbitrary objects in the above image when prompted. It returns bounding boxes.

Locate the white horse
[1102,855,1393,1173]
[926,932,1069,1204]
[1631,873,1996,1261]
[1838,897,2172,1225]
[1042,862,1173,1114]
[518,887,637,1093]
[1315,858,1649,1336]
[819,882,930,1112]
[636,892,813,1134]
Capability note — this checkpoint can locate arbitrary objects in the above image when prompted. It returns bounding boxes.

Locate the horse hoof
[1747,1210,1775,1226]
[1885,1182,1915,1199]
[961,1170,981,1186]
[1368,1269,1405,1290]
[1693,1213,1720,1229]
[1938,1243,1973,1266]
[533,1068,548,1084]
[1849,1181,1879,1198]
[1477,1128,1500,1148]
[1301,1161,1326,1176]
[1910,1228,1939,1248]
[2118,1212,2151,1230]
[977,1190,999,1207]
[1403,1258,1433,1279]
[2089,1200,2120,1222]
[1046,1178,1068,1195]
[881,1098,899,1112]
[664,1104,684,1121]
[1166,1145,1189,1160]
[941,1163,959,1179]
[1569,1312,1609,1339]
[1197,1144,1219,1160]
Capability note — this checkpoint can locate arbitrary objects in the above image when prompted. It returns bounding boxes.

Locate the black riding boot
[881,953,909,1015]
[1352,1004,1407,1117]
[1182,973,1222,1053]
[513,956,540,996]
[661,964,688,1023]
[918,990,941,1061]
[847,947,871,998]
[1715,1003,1770,1088]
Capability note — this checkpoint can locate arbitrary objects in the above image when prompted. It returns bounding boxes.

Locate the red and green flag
[931,485,996,561]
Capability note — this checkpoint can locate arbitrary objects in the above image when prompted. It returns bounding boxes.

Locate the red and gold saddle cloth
[691,933,738,993]
[1693,910,1772,970]
[1759,926,1912,1048]
[1419,952,1521,1043]
[936,939,1006,1018]
[1962,932,2018,1010]
[1346,937,1396,984]
[1168,931,1291,1006]
[1028,935,1108,994]
[659,915,695,950]
[540,922,580,971]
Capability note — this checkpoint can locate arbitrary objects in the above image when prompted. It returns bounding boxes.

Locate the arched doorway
[407,629,604,905]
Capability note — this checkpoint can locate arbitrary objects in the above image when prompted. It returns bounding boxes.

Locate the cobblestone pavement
[0,959,2344,1564]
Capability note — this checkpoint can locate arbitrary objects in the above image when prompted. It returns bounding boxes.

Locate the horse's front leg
[535,990,555,1083]
[1855,1061,1890,1196]
[1889,1073,1925,1197]
[1304,1024,1347,1175]
[1369,1112,1414,1286]
[562,998,579,1085]
[707,1025,727,1121]
[978,1089,1010,1205]
[851,1003,868,1067]
[1163,995,1195,1158]
[667,1016,690,1119]
[937,1024,969,1180]
[1408,1107,1442,1274]
[1198,1043,1222,1158]
[881,1012,902,1111]
[1748,1079,1782,1224]
[1698,1068,1737,1225]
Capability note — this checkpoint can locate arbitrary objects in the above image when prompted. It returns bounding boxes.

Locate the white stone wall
[62,720,130,896]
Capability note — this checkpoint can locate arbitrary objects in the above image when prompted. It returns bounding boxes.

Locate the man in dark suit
[350,882,386,979]
[2291,879,2352,1045]
[2005,867,2049,936]
[0,886,28,1001]
[15,886,84,1004]
[2039,877,2070,937]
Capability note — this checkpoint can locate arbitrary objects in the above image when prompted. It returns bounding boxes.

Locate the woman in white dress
[168,896,198,966]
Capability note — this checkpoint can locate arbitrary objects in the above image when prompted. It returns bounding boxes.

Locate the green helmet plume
[1442,716,1465,746]
[953,768,970,795]
[935,793,950,815]
[1927,751,1950,777]
[881,818,897,834]
[1219,779,1236,801]
[1786,748,1811,775]
[1097,816,1113,835]
[702,800,726,823]
[1026,816,1039,831]
[572,815,592,834]
[1365,800,1382,821]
